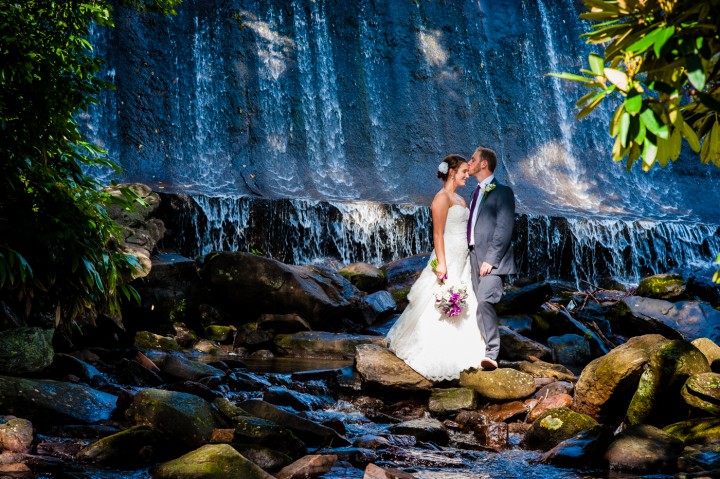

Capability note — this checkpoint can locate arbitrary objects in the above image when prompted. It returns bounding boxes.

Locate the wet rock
[0,418,33,453]
[276,332,387,360]
[389,418,449,446]
[77,425,161,467]
[678,442,720,474]
[152,443,275,479]
[263,386,331,411]
[572,334,669,423]
[626,340,710,426]
[116,357,164,386]
[474,422,508,450]
[428,388,476,414]
[200,251,362,324]
[522,407,598,451]
[459,368,536,401]
[363,463,417,479]
[126,388,227,450]
[498,315,533,336]
[534,380,574,398]
[0,376,117,424]
[611,297,720,343]
[692,338,720,373]
[517,361,576,382]
[171,323,198,348]
[538,425,613,467]
[636,273,686,300]
[232,415,306,458]
[45,353,104,385]
[134,330,180,351]
[360,291,397,325]
[382,399,428,421]
[192,339,225,355]
[494,282,553,316]
[664,418,720,445]
[339,262,386,293]
[531,310,610,358]
[499,326,552,361]
[276,454,338,479]
[249,349,274,359]
[477,401,528,423]
[232,443,293,471]
[165,380,221,403]
[547,334,592,366]
[381,253,430,308]
[239,399,349,447]
[686,268,720,306]
[604,424,683,473]
[257,313,312,334]
[353,435,391,450]
[355,344,432,391]
[315,447,376,467]
[527,393,573,422]
[682,372,720,415]
[0,327,54,375]
[204,325,236,343]
[160,353,225,381]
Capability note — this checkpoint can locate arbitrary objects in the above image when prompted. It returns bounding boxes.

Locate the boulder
[355,344,431,391]
[498,315,533,336]
[381,253,430,308]
[527,393,573,422]
[160,353,225,381]
[388,418,448,445]
[516,360,577,382]
[257,313,312,334]
[474,422,508,450]
[547,334,592,366]
[459,368,536,401]
[626,340,710,426]
[572,334,669,423]
[152,443,275,479]
[0,327,54,375]
[499,326,552,361]
[232,443,292,471]
[636,273,686,300]
[263,386,331,411]
[686,268,720,306]
[339,262,386,292]
[200,251,362,324]
[77,425,162,467]
[363,463,417,479]
[691,338,720,373]
[494,282,553,316]
[522,407,598,451]
[604,424,683,473]
[428,388,477,414]
[531,310,609,358]
[664,418,720,445]
[276,332,386,360]
[610,297,720,343]
[476,401,528,423]
[275,454,338,479]
[126,388,227,450]
[0,418,33,453]
[538,425,613,467]
[134,331,180,352]
[677,442,720,475]
[682,372,720,416]
[0,376,116,424]
[359,291,397,325]
[204,325,236,343]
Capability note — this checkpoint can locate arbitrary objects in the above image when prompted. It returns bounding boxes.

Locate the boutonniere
[481,184,496,194]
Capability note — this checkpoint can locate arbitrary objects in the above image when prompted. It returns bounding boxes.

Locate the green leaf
[588,53,604,75]
[577,91,607,119]
[625,94,642,114]
[686,55,706,90]
[619,111,631,147]
[641,107,669,139]
[549,72,593,83]
[627,27,664,54]
[669,127,682,160]
[642,137,658,169]
[604,68,629,91]
[682,122,701,152]
[653,26,675,57]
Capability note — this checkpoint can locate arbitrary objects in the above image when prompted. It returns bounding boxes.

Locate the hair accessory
[438,161,449,174]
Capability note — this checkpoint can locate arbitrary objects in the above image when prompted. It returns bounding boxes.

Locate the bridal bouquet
[435,282,469,318]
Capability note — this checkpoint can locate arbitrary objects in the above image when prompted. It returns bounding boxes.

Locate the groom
[466,147,516,370]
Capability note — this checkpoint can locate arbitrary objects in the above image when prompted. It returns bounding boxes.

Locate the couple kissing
[386,147,516,381]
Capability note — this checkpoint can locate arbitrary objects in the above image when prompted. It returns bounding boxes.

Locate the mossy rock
[77,425,162,467]
[428,388,477,414]
[134,331,180,352]
[338,263,386,292]
[0,327,54,375]
[636,274,686,300]
[626,340,710,426]
[523,407,598,451]
[664,418,720,445]
[204,325,236,343]
[152,443,274,479]
[681,372,720,415]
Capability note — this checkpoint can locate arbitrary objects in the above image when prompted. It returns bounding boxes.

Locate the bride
[386,154,486,381]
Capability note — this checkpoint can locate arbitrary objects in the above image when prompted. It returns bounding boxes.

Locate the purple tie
[467,185,481,244]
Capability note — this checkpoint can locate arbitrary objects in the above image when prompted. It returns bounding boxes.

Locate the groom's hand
[479,261,493,276]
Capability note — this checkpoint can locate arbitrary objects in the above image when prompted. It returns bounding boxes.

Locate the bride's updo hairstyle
[437,154,467,181]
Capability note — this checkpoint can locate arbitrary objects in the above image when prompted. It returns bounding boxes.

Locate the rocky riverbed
[2,186,720,478]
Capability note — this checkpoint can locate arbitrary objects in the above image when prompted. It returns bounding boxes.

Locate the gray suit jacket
[471,180,517,275]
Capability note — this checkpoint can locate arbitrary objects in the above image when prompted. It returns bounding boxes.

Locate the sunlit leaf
[642,137,658,169]
[625,94,642,114]
[549,72,593,83]
[654,26,675,57]
[604,68,629,91]
[641,107,669,139]
[682,122,701,152]
[620,111,631,147]
[686,55,706,90]
[588,53,604,75]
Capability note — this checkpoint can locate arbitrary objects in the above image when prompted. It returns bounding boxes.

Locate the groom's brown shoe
[480,358,498,371]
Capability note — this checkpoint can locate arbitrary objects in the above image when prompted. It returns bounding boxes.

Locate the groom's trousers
[470,251,504,361]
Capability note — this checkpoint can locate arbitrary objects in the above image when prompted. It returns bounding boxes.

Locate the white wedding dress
[386,205,486,381]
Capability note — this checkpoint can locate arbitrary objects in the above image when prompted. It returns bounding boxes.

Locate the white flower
[481,183,497,194]
[438,162,449,174]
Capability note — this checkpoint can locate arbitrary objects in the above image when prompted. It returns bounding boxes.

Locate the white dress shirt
[468,175,494,247]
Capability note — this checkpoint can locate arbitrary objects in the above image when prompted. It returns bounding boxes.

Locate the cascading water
[88,0,720,285]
